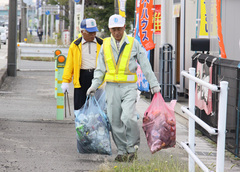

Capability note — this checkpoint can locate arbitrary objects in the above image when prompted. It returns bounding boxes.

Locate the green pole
[54,49,62,98]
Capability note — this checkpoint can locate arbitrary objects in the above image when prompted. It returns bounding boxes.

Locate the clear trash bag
[142,92,176,154]
[74,94,111,155]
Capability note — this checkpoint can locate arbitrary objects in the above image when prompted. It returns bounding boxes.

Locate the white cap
[108,14,125,28]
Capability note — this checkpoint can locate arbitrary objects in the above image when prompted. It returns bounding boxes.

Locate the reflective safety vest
[103,36,137,83]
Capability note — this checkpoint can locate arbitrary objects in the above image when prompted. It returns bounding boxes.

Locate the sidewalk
[0,43,7,87]
[0,44,240,171]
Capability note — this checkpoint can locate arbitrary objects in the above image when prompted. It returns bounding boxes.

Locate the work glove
[151,85,161,94]
[86,86,96,96]
[61,82,69,93]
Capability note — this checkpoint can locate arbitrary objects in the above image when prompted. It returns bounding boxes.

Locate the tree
[47,0,69,29]
[85,0,135,38]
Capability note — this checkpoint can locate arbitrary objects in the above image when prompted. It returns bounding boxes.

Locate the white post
[46,14,49,43]
[216,81,228,172]
[80,0,85,23]
[50,14,54,38]
[74,2,76,39]
[189,67,196,172]
[161,0,166,45]
[179,0,186,93]
[43,14,45,41]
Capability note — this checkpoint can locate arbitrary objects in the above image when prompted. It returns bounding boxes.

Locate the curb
[0,66,7,88]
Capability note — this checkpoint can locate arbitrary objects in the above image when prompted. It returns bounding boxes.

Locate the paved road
[1,43,240,172]
[0,60,189,172]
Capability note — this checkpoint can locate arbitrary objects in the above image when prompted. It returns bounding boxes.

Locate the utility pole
[114,0,119,14]
[21,0,27,42]
[80,0,85,24]
[70,0,75,42]
[8,0,18,76]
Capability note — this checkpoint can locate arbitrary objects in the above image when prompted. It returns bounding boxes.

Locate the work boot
[114,154,128,162]
[127,152,138,162]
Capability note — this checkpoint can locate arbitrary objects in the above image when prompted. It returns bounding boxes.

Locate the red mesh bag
[142,92,177,154]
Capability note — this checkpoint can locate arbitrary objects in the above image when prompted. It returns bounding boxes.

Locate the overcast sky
[0,0,8,5]
[0,0,36,6]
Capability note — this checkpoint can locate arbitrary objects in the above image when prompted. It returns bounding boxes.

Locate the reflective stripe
[57,105,64,109]
[104,73,138,83]
[57,93,64,96]
[104,37,116,73]
[103,36,137,83]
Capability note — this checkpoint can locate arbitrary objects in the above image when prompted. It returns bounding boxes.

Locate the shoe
[115,154,128,162]
[127,152,137,162]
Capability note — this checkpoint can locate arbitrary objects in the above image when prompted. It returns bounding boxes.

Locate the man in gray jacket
[87,14,160,162]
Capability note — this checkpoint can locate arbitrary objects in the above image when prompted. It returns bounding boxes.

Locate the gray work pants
[105,82,140,155]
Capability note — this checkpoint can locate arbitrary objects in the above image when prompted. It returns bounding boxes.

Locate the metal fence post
[159,43,177,102]
[216,81,228,172]
[189,67,196,172]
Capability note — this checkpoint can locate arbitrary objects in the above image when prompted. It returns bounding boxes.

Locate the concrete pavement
[0,43,240,171]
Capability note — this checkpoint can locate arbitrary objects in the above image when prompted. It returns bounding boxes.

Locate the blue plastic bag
[74,94,111,155]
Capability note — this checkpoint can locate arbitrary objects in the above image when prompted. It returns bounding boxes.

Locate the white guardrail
[17,43,69,58]
[16,43,69,71]
[181,68,228,172]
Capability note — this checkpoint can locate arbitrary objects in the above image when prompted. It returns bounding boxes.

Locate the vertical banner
[134,0,150,92]
[154,5,161,34]
[139,0,155,51]
[75,5,82,38]
[118,0,127,17]
[209,0,217,36]
[199,0,208,37]
[216,0,226,58]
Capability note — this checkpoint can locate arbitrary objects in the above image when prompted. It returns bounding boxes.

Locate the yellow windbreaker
[62,36,103,88]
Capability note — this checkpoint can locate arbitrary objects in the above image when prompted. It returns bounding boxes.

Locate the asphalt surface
[1,43,240,172]
[0,60,189,172]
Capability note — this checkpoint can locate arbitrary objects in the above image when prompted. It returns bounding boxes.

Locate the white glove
[61,82,69,93]
[86,86,96,96]
[151,85,161,94]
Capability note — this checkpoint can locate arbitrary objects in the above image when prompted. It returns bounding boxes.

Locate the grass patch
[95,154,203,172]
[21,56,55,62]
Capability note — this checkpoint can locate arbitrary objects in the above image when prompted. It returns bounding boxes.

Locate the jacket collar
[110,32,129,53]
[74,36,103,46]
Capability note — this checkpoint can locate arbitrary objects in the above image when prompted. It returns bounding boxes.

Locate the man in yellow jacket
[87,14,160,162]
[61,18,103,110]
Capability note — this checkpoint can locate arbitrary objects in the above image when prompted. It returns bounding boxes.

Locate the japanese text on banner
[139,0,155,51]
[154,5,161,34]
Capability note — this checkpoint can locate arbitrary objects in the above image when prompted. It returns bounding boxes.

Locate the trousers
[74,69,94,110]
[105,82,140,155]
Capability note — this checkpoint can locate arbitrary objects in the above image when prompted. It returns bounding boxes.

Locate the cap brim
[85,27,98,32]
[108,24,125,28]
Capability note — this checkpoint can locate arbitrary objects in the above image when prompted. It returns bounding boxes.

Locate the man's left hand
[151,85,161,94]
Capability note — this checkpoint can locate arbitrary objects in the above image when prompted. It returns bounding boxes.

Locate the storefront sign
[154,5,161,34]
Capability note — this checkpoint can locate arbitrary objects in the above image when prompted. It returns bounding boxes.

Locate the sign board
[45,10,50,15]
[23,0,33,6]
[41,5,59,14]
[74,4,82,38]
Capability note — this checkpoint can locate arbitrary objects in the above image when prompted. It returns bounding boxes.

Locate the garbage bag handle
[92,96,110,126]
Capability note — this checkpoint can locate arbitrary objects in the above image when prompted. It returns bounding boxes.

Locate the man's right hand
[86,86,96,96]
[61,82,69,93]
